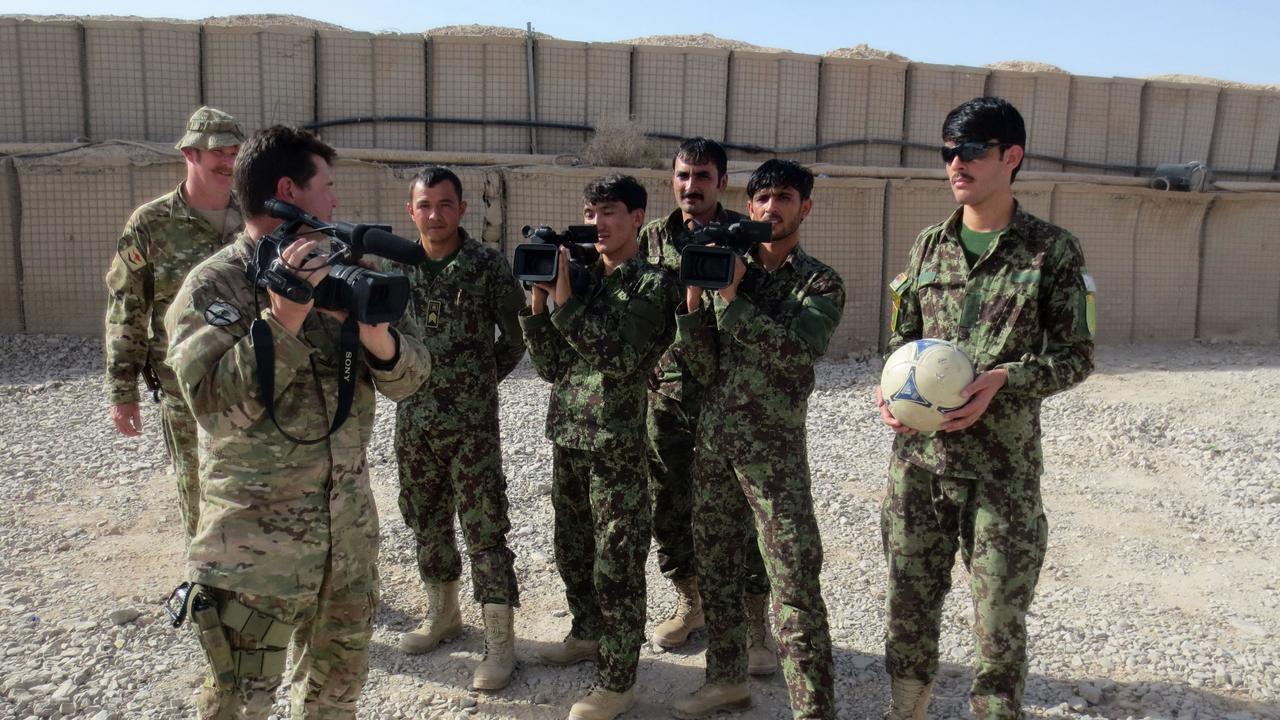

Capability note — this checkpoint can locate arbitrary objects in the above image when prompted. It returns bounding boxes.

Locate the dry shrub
[579,118,663,169]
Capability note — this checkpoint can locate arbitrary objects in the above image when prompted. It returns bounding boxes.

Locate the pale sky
[2,0,1276,86]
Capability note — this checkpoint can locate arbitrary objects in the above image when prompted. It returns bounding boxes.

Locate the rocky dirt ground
[0,336,1277,720]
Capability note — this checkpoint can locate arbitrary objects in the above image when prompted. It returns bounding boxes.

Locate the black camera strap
[250,314,361,445]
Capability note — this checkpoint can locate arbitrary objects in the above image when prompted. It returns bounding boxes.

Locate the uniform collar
[942,200,1030,243]
[665,203,737,234]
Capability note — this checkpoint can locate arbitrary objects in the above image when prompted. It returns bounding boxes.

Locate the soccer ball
[880,339,975,433]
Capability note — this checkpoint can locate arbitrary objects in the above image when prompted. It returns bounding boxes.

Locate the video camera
[679,220,773,289]
[512,224,600,298]
[253,199,425,324]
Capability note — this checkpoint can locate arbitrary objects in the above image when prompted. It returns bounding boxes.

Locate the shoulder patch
[1082,272,1097,293]
[203,300,242,327]
[889,272,909,297]
[119,243,147,271]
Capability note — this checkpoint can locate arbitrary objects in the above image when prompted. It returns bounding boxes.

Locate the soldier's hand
[268,238,331,335]
[358,322,397,362]
[876,386,917,436]
[111,401,143,437]
[553,247,572,306]
[941,369,1009,432]
[717,255,747,303]
[531,284,551,315]
[685,285,703,311]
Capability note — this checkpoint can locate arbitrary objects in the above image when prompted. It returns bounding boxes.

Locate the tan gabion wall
[1063,76,1144,176]
[1,18,85,143]
[1199,195,1280,341]
[0,159,20,333]
[203,25,317,133]
[985,70,1070,173]
[725,52,820,162]
[1139,81,1220,168]
[533,40,631,155]
[316,31,427,151]
[84,20,202,143]
[632,46,730,158]
[816,57,906,168]
[428,35,529,153]
[1209,88,1280,182]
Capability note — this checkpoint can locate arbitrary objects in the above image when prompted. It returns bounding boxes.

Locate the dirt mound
[426,24,551,38]
[201,14,347,30]
[824,43,909,61]
[985,60,1068,73]
[621,33,788,53]
[1146,73,1279,92]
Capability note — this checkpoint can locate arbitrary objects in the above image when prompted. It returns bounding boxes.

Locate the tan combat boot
[671,682,752,719]
[885,677,933,720]
[745,592,778,676]
[568,685,635,720]
[653,576,705,649]
[399,580,464,654]
[538,634,599,666]
[472,603,516,690]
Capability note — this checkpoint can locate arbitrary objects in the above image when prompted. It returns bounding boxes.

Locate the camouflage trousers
[195,574,378,719]
[552,443,650,692]
[394,425,518,606]
[693,437,835,720]
[881,455,1049,720]
[160,392,200,543]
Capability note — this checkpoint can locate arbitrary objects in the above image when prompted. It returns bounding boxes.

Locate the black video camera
[512,225,600,298]
[679,220,773,289]
[253,199,426,324]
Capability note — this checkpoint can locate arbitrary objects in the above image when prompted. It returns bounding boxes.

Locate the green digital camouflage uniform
[883,204,1095,719]
[638,207,768,593]
[166,232,431,720]
[389,230,526,605]
[519,255,678,692]
[676,245,844,720]
[104,184,241,540]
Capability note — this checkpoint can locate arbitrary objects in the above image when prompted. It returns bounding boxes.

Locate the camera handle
[250,314,360,444]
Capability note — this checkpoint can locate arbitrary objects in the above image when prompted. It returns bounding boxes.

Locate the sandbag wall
[6,146,1277,351]
[2,16,1279,178]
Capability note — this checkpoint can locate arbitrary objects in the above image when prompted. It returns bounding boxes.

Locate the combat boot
[745,592,778,676]
[568,685,635,720]
[671,682,752,719]
[399,580,464,654]
[472,603,516,690]
[885,677,932,720]
[653,576,705,648]
[538,634,599,666]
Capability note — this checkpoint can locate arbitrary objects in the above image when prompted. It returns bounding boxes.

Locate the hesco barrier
[4,146,1276,349]
[1,17,1278,180]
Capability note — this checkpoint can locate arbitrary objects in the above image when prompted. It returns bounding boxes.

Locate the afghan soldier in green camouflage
[390,167,526,691]
[877,97,1095,720]
[673,160,842,720]
[638,139,774,671]
[104,106,243,542]
[165,127,431,720]
[519,175,678,720]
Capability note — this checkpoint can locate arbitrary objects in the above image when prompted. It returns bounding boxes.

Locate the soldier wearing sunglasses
[877,97,1096,720]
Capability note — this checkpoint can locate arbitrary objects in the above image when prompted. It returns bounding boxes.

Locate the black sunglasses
[940,141,1009,164]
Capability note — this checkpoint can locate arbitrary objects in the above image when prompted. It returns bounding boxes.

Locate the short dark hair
[674,137,728,178]
[746,159,814,201]
[410,166,463,202]
[583,174,647,212]
[233,125,336,218]
[942,96,1027,181]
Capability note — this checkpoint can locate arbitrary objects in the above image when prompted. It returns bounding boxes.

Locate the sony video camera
[253,199,426,324]
[512,224,600,298]
[679,220,773,289]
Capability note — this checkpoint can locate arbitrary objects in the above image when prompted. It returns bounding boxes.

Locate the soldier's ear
[458,200,468,219]
[716,172,728,192]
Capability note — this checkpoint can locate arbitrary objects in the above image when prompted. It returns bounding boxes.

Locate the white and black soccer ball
[880,339,975,433]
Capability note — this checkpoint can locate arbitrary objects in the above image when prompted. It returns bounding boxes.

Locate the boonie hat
[175,106,245,150]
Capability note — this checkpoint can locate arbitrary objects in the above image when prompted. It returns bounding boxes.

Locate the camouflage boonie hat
[175,106,245,150]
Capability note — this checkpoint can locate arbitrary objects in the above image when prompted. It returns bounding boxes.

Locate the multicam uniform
[676,245,844,719]
[519,256,678,692]
[883,205,1095,719]
[166,233,431,719]
[390,230,526,605]
[104,185,240,540]
[638,207,767,594]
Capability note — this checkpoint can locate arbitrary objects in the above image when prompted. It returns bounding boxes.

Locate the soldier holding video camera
[519,174,678,720]
[673,159,843,719]
[164,126,430,720]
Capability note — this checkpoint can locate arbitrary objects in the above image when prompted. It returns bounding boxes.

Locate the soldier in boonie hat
[175,106,245,150]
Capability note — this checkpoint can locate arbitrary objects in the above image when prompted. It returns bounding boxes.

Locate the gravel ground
[0,335,1277,720]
